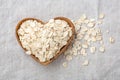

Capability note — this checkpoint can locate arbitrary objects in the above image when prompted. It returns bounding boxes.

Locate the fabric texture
[0,0,120,80]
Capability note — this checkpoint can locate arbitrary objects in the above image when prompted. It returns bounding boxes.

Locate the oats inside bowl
[17,19,72,62]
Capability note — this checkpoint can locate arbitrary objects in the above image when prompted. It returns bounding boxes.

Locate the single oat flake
[82,60,89,66]
[66,55,72,61]
[99,13,105,19]
[99,46,105,53]
[90,47,96,53]
[62,62,67,67]
[106,30,109,33]
[109,37,115,43]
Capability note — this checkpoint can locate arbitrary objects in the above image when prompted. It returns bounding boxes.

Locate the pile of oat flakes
[18,19,72,62]
[62,14,115,67]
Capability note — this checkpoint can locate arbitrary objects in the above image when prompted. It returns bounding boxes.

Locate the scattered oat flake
[62,62,67,67]
[62,14,112,67]
[84,19,89,23]
[90,18,95,22]
[100,41,104,44]
[99,13,105,19]
[90,47,96,53]
[96,36,102,41]
[80,48,87,56]
[66,55,72,61]
[80,14,87,20]
[87,22,95,27]
[109,37,115,43]
[106,30,109,33]
[82,43,88,49]
[75,25,81,31]
[97,20,103,25]
[82,60,89,66]
[99,46,105,53]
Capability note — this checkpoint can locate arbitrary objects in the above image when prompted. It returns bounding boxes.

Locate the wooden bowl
[16,17,75,65]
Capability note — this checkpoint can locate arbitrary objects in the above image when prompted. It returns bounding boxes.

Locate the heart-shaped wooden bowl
[16,17,75,65]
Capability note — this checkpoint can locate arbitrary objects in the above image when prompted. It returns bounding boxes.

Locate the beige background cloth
[0,0,120,80]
